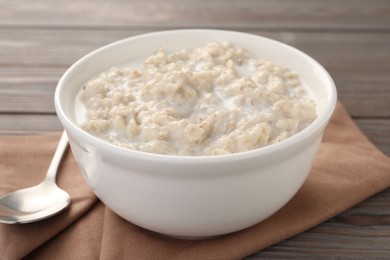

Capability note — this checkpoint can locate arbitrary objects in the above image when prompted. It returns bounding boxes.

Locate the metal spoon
[0,131,71,224]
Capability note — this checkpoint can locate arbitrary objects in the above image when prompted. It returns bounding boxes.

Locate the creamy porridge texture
[78,42,317,156]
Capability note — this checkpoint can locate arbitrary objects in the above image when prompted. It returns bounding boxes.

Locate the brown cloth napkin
[1,101,389,260]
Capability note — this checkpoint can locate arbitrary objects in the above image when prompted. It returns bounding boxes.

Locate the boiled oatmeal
[77,42,317,156]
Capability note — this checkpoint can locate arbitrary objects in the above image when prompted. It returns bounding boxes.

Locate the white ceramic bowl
[55,29,337,238]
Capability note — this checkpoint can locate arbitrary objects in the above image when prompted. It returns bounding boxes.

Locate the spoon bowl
[0,131,71,224]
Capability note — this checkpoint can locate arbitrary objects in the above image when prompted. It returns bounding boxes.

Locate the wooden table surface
[1,0,389,258]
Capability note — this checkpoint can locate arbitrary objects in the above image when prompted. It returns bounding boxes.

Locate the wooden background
[0,0,389,258]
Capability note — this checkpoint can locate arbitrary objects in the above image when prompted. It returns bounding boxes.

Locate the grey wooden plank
[356,119,390,156]
[1,29,389,117]
[0,88,56,113]
[0,114,63,134]
[0,0,389,30]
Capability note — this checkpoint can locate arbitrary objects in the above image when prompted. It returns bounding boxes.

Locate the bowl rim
[55,29,337,163]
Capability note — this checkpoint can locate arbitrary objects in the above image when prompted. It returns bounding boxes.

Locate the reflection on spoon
[0,131,71,224]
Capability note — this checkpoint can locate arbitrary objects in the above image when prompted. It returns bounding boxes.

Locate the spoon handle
[45,131,69,183]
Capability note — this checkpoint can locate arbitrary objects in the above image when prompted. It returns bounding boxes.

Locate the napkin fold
[1,102,389,260]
